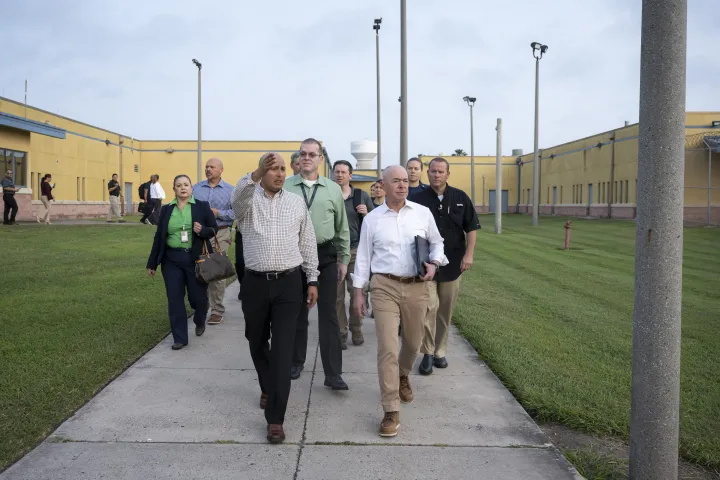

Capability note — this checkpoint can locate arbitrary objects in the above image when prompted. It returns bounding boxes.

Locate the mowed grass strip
[454,216,720,468]
[0,224,174,470]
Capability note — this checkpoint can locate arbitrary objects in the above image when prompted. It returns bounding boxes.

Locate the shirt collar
[169,195,196,205]
[199,179,229,188]
[290,174,328,187]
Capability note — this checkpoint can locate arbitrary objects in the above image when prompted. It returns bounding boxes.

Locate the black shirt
[108,180,121,197]
[410,184,480,282]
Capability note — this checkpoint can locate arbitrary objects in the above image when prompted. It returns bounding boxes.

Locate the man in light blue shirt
[193,157,235,324]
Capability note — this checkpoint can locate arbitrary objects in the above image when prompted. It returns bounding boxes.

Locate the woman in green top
[146,174,219,350]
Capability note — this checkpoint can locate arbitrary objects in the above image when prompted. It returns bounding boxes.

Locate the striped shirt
[231,173,319,283]
[192,179,235,227]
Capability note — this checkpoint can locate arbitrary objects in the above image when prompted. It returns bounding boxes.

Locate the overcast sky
[1,0,716,166]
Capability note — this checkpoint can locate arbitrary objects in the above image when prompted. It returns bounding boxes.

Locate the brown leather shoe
[399,375,413,403]
[208,314,223,325]
[379,411,400,437]
[267,424,285,444]
[260,393,268,409]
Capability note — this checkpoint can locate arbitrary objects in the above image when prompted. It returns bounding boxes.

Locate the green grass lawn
[455,215,720,469]
[0,223,236,470]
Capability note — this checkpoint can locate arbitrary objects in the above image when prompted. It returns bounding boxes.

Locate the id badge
[181,229,189,243]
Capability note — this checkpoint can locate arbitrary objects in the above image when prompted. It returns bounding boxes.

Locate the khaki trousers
[40,196,51,222]
[371,274,429,412]
[421,278,461,358]
[108,196,122,221]
[207,227,232,316]
[337,247,364,338]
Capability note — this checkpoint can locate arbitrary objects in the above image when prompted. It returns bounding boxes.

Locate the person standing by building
[231,152,319,444]
[146,174,218,350]
[290,152,301,175]
[107,174,125,223]
[285,138,350,390]
[37,174,54,224]
[352,165,447,437]
[139,176,153,224]
[332,160,374,348]
[192,158,235,325]
[406,157,428,197]
[149,174,165,225]
[373,180,386,207]
[410,158,480,375]
[2,169,20,225]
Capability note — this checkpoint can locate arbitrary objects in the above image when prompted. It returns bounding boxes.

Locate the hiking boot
[399,375,413,403]
[379,411,400,437]
[267,424,285,444]
[260,393,268,409]
[352,331,364,346]
[208,314,223,325]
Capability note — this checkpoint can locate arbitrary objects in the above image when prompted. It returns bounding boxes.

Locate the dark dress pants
[161,248,209,345]
[150,199,162,225]
[241,268,302,425]
[292,242,342,378]
[3,194,18,224]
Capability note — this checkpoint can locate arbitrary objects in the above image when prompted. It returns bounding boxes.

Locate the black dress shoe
[291,365,303,380]
[324,375,349,390]
[341,342,347,350]
[433,356,448,368]
[195,326,205,336]
[171,343,187,350]
[419,354,434,375]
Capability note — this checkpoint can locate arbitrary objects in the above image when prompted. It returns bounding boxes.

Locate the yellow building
[1,94,718,225]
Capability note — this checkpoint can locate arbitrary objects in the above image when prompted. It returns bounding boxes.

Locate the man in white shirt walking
[352,165,447,438]
[148,174,166,225]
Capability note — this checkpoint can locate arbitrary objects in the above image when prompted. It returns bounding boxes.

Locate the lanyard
[300,183,320,209]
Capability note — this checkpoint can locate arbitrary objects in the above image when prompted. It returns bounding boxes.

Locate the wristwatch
[308,281,319,287]
[430,260,441,268]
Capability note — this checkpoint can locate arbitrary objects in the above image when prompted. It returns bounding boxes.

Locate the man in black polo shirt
[2,169,20,225]
[107,174,125,223]
[409,157,480,375]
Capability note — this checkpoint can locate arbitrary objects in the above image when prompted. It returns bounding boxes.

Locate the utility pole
[629,1,687,479]
[192,59,203,184]
[495,118,502,234]
[530,42,547,226]
[374,18,382,178]
[463,96,476,206]
[399,0,408,167]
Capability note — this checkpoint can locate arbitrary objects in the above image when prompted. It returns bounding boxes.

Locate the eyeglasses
[298,152,321,159]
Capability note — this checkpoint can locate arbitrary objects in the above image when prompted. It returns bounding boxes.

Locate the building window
[560,186,563,203]
[625,180,629,203]
[619,181,623,204]
[77,177,81,201]
[1,148,28,187]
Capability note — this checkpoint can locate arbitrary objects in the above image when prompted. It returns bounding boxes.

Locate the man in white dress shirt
[148,174,166,225]
[352,165,447,438]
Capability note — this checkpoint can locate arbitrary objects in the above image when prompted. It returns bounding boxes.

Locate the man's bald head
[381,165,409,206]
[204,157,224,182]
[259,152,285,167]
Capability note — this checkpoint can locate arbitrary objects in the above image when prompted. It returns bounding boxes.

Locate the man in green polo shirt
[285,138,351,391]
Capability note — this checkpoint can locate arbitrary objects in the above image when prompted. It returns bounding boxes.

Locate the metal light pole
[374,18,382,178]
[530,42,547,226]
[495,118,502,234]
[463,96,476,206]
[629,1,687,478]
[192,58,203,184]
[399,0,408,167]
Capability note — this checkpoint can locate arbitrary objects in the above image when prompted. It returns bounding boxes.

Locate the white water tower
[351,139,378,170]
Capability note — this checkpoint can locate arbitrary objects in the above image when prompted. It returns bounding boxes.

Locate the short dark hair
[333,160,353,174]
[112,173,118,177]
[407,157,423,170]
[301,138,323,155]
[291,152,300,163]
[428,157,450,172]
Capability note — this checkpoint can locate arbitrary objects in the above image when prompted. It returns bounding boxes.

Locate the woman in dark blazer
[147,174,219,350]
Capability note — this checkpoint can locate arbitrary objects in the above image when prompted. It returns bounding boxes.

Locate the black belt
[245,266,299,280]
[317,240,334,248]
[168,247,191,253]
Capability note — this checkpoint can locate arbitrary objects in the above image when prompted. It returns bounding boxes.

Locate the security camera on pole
[373,18,382,179]
[530,42,547,226]
[463,96,476,206]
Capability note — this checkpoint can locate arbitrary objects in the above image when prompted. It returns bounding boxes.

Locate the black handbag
[195,235,236,284]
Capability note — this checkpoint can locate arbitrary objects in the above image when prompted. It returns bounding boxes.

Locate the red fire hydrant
[564,220,572,250]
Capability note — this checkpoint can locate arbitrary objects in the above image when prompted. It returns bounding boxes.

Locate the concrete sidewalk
[1,282,583,479]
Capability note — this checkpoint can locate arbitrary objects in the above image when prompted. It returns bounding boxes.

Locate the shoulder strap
[353,188,362,209]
